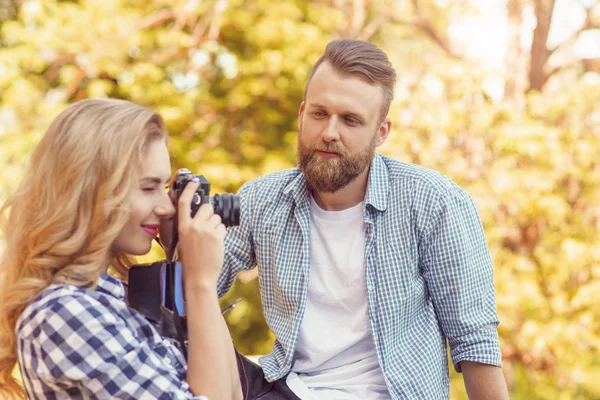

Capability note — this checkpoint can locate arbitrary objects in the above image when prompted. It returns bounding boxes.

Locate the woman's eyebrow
[140,176,168,184]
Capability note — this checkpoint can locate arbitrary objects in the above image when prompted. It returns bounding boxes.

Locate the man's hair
[305,39,397,121]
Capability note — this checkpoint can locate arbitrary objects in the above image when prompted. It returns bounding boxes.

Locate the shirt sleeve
[419,182,502,372]
[219,181,257,297]
[18,292,208,399]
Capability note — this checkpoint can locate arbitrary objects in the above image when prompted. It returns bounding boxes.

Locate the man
[220,39,508,399]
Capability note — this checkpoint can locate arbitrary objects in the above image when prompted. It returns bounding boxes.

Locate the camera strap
[162,223,188,361]
[164,261,188,361]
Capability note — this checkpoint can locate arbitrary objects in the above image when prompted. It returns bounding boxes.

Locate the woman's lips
[141,225,159,237]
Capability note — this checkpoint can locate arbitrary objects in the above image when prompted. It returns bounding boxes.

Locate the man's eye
[142,187,155,192]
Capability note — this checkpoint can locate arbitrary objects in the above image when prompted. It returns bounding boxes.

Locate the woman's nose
[156,194,176,218]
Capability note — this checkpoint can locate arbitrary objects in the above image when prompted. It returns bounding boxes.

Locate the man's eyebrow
[309,103,365,121]
[343,111,365,121]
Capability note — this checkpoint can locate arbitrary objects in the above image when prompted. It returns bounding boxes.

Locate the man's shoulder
[380,155,458,196]
[239,167,302,198]
[246,167,300,187]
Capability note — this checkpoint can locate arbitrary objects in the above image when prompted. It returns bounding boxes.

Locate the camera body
[173,169,240,227]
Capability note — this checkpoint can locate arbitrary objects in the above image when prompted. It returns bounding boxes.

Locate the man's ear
[298,101,306,129]
[375,117,392,147]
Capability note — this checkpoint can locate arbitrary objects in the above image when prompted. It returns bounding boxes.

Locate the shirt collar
[283,153,389,211]
[283,169,312,208]
[364,153,389,212]
[95,273,126,301]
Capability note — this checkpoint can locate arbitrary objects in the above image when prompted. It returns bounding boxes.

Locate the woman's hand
[176,178,226,287]
[180,179,241,399]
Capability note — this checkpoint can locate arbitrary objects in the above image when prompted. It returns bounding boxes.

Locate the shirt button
[367,285,374,292]
[373,334,378,341]
[164,358,171,366]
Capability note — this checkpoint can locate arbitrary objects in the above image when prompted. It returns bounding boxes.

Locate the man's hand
[461,361,509,400]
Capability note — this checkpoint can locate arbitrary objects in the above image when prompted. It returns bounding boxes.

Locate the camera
[173,169,240,227]
[127,169,242,358]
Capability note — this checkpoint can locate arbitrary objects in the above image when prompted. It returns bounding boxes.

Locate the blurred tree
[527,0,600,92]
[1,0,599,398]
[0,0,21,23]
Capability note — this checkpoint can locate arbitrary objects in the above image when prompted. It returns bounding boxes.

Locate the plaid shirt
[17,273,207,400]
[220,153,502,399]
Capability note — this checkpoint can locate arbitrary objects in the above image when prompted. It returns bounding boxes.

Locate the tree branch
[191,7,214,41]
[531,254,556,318]
[383,0,462,60]
[173,0,201,32]
[584,58,600,73]
[357,15,386,41]
[207,0,227,40]
[412,18,459,59]
[543,60,583,84]
[528,0,556,91]
[529,3,599,91]
[349,0,366,38]
[139,9,175,30]
[548,6,598,57]
[504,0,527,100]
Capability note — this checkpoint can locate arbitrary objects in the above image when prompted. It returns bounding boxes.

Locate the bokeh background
[1,0,599,398]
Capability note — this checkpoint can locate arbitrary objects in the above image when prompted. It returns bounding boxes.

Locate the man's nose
[321,117,340,142]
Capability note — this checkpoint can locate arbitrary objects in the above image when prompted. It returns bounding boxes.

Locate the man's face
[298,62,389,193]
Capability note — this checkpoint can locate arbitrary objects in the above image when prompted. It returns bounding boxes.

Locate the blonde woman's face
[111,139,174,256]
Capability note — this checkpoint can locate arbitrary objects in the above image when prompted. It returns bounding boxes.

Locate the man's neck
[311,167,370,211]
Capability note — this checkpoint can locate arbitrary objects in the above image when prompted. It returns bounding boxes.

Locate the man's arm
[461,361,509,400]
[218,181,257,297]
[418,180,504,383]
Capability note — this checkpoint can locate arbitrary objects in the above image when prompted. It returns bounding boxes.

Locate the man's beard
[298,127,377,193]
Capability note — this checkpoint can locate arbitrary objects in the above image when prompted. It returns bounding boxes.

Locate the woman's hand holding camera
[171,178,241,400]
[176,178,226,288]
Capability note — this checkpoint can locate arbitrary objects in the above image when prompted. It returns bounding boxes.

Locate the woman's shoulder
[16,281,120,342]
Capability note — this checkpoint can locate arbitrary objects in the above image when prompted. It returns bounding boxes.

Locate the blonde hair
[0,98,168,398]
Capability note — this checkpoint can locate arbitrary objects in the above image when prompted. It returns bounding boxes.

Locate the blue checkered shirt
[220,153,502,399]
[16,273,207,399]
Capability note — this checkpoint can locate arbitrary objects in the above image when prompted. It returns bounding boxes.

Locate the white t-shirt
[285,197,390,400]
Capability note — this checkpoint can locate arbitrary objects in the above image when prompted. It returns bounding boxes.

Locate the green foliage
[1,0,599,398]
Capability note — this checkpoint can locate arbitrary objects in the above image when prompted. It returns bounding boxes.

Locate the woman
[0,98,242,399]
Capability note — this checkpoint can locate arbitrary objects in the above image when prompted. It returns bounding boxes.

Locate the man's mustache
[311,144,344,156]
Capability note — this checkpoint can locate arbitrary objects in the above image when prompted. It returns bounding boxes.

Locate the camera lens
[211,194,240,227]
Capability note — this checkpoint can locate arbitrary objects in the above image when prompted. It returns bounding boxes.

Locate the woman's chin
[126,241,154,257]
